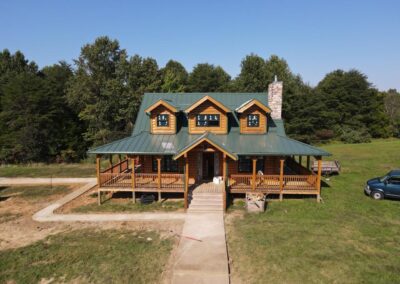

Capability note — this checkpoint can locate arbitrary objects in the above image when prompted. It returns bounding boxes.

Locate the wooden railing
[283,175,317,191]
[229,174,253,189]
[102,159,129,174]
[255,175,281,190]
[99,172,184,190]
[135,173,159,188]
[100,172,131,188]
[229,174,317,191]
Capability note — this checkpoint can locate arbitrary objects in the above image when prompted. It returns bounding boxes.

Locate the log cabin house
[88,79,331,210]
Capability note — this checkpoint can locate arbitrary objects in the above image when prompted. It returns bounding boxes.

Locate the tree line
[0,36,399,163]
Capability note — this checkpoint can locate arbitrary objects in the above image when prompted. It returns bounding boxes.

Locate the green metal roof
[88,92,331,157]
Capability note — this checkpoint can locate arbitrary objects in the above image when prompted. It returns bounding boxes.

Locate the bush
[339,126,371,143]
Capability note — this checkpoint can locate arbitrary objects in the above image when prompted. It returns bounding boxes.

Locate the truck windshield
[379,175,389,182]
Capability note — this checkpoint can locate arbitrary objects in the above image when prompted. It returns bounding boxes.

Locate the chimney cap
[274,75,278,82]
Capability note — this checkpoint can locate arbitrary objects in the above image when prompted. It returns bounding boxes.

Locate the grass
[0,163,95,177]
[73,198,185,213]
[0,185,70,200]
[0,229,173,283]
[227,139,400,283]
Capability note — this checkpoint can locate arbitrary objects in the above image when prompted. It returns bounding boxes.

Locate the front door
[202,152,215,180]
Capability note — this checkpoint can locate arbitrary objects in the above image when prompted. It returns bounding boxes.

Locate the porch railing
[283,175,317,191]
[99,172,184,190]
[229,174,317,191]
[100,172,131,188]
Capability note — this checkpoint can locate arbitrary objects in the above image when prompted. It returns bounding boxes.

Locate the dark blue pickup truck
[365,170,400,200]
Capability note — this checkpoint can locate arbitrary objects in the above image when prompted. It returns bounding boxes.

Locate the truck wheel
[371,191,384,200]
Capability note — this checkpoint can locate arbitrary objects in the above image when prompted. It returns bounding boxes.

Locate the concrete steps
[188,191,224,212]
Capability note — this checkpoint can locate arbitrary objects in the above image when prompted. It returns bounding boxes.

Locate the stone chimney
[268,76,283,119]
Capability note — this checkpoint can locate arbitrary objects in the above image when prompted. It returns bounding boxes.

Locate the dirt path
[0,177,96,185]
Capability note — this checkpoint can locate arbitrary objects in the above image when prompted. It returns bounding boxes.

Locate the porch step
[188,191,224,212]
[187,204,224,212]
[190,199,223,206]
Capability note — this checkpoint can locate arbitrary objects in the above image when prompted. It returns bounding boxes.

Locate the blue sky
[1,0,399,90]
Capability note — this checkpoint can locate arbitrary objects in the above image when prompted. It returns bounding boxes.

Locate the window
[247,114,260,127]
[388,176,400,185]
[152,156,179,172]
[196,114,220,127]
[238,157,264,173]
[157,114,169,127]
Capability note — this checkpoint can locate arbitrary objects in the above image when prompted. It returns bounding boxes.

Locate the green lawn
[0,185,70,200]
[0,229,173,283]
[0,163,95,177]
[73,198,184,213]
[227,139,400,283]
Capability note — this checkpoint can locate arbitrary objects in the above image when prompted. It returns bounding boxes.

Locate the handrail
[101,159,129,174]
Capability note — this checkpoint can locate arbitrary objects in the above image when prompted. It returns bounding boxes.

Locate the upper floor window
[157,114,169,127]
[247,114,260,127]
[196,114,220,127]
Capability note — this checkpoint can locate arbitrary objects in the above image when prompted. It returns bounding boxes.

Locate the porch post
[131,155,136,203]
[109,155,113,172]
[252,157,257,191]
[222,153,227,181]
[157,157,161,201]
[184,153,189,210]
[96,154,101,205]
[118,154,122,172]
[306,156,310,170]
[279,157,284,201]
[316,156,322,202]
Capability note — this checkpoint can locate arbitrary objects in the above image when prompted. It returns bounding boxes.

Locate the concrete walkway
[171,212,230,284]
[32,181,185,222]
[0,177,96,185]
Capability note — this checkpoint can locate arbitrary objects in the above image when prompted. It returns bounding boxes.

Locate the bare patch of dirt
[0,185,183,251]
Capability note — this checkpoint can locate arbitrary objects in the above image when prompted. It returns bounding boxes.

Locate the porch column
[252,158,257,191]
[109,155,113,172]
[222,153,227,181]
[96,154,102,205]
[316,156,322,202]
[184,153,189,210]
[157,157,162,201]
[118,154,122,172]
[306,156,311,170]
[279,157,284,201]
[131,155,136,203]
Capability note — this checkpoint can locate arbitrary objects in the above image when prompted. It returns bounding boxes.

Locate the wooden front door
[202,152,215,180]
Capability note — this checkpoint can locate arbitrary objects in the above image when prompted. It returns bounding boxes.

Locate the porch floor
[191,181,224,193]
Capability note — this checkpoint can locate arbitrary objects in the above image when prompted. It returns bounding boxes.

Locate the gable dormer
[236,99,271,134]
[145,99,177,134]
[185,96,230,134]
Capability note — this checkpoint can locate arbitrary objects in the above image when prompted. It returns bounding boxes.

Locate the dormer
[145,99,177,134]
[236,99,271,134]
[185,96,230,134]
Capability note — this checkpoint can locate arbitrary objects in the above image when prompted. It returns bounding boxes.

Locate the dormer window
[157,114,169,127]
[247,114,259,127]
[196,114,220,127]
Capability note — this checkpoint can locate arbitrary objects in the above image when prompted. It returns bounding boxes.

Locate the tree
[188,63,230,92]
[383,89,400,136]
[66,36,130,146]
[41,62,87,161]
[160,60,188,92]
[315,69,390,139]
[235,54,267,91]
